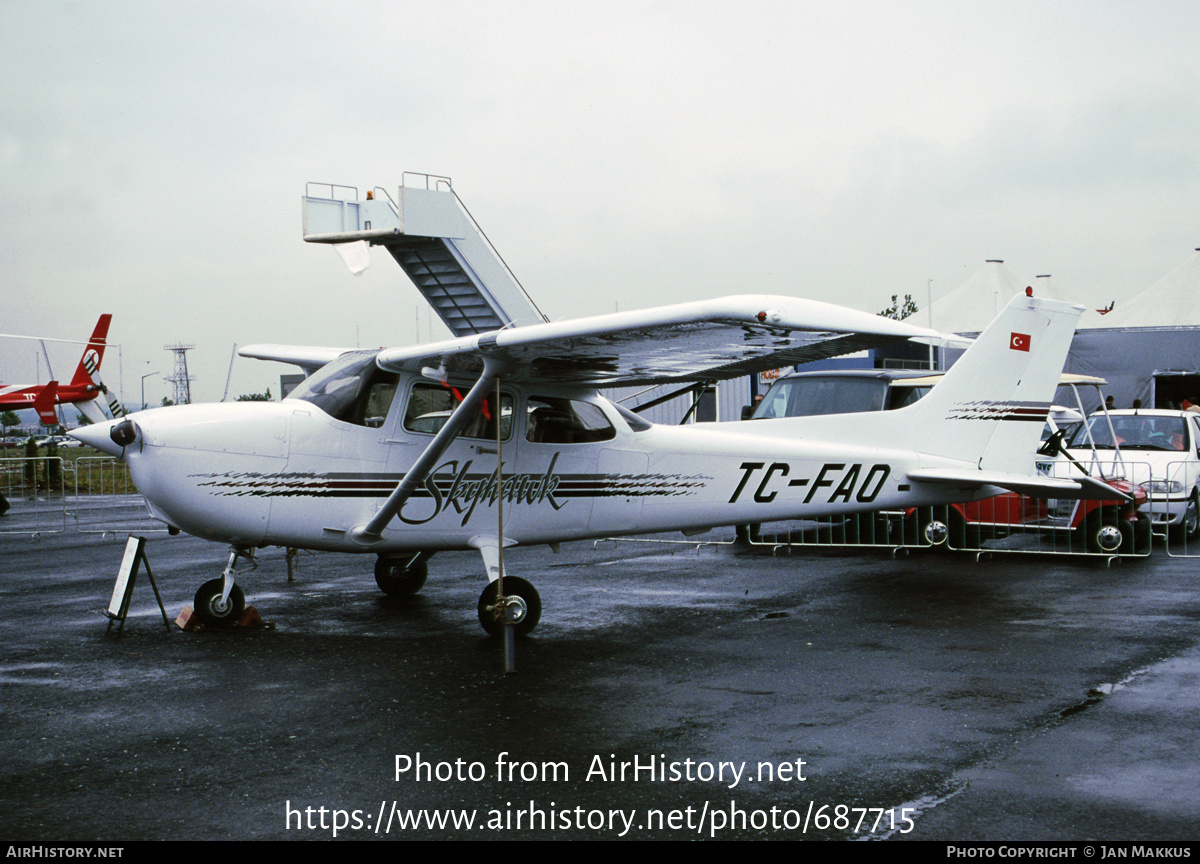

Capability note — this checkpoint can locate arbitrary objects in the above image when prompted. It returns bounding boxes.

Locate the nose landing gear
[191,547,255,627]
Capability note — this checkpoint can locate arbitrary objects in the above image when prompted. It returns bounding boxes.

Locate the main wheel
[193,578,246,627]
[1079,510,1124,554]
[374,554,429,596]
[906,506,951,548]
[477,576,541,638]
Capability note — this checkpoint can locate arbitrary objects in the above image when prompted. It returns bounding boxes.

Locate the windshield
[285,350,399,427]
[1066,415,1188,451]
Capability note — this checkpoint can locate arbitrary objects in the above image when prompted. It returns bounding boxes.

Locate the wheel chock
[237,606,273,629]
[174,605,274,632]
[175,605,200,631]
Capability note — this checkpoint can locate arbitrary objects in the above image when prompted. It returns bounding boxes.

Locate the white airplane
[72,292,1114,636]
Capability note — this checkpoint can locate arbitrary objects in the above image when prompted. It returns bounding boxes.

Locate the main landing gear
[372,551,542,637]
[477,576,541,638]
[374,552,432,596]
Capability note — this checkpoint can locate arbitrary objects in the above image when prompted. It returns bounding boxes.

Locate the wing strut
[349,358,507,546]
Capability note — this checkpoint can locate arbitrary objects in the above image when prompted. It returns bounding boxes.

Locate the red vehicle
[753,368,1148,554]
[905,478,1149,554]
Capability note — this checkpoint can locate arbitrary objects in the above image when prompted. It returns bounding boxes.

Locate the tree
[1,410,18,434]
[878,294,919,320]
[236,388,272,402]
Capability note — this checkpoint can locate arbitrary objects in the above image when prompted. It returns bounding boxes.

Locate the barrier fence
[742,459,1200,560]
[0,456,68,535]
[1160,459,1200,558]
[0,455,163,537]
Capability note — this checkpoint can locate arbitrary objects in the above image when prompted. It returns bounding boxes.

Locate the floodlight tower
[164,342,196,405]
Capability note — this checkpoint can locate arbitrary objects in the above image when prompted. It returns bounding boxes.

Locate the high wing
[237,345,352,375]
[371,294,953,387]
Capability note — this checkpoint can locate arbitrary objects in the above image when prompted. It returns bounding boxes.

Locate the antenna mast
[164,343,196,404]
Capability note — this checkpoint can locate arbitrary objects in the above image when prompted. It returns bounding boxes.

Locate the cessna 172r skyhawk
[73,291,1119,636]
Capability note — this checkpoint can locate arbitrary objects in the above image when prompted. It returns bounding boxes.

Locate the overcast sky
[2,0,1199,410]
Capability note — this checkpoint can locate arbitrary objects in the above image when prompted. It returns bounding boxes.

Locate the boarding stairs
[301,174,546,337]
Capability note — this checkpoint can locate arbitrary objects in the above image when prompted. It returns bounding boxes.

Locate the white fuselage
[111,379,974,553]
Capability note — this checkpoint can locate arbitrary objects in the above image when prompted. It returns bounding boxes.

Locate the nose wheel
[191,547,253,627]
[193,578,246,626]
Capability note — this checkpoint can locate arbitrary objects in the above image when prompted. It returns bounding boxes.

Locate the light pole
[141,371,159,411]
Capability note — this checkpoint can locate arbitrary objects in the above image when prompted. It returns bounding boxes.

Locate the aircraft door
[589,449,647,533]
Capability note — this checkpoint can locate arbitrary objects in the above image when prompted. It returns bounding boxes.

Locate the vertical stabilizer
[70,315,112,388]
[894,295,1084,468]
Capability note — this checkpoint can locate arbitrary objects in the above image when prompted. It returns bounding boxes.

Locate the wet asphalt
[1,517,1199,841]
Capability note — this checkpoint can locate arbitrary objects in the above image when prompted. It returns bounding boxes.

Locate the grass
[0,446,137,496]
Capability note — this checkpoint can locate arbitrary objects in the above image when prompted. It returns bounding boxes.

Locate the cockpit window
[526,397,616,444]
[286,351,399,427]
[403,383,513,440]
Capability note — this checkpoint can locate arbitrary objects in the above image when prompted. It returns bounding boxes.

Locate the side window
[361,377,398,428]
[403,383,512,440]
[526,397,615,444]
[1192,417,1200,455]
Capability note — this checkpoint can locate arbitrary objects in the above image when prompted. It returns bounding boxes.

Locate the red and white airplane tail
[74,314,123,422]
[70,314,112,389]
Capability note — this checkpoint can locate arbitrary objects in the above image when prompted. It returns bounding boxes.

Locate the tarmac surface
[2,509,1199,841]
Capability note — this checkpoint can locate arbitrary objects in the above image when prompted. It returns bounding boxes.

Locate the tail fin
[897,294,1084,469]
[34,381,59,425]
[70,315,112,388]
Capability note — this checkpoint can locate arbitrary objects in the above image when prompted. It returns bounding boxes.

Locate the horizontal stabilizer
[908,469,1130,502]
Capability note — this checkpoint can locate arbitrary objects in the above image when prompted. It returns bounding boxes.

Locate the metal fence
[0,455,162,537]
[0,456,69,535]
[743,460,1163,561]
[1159,459,1200,558]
